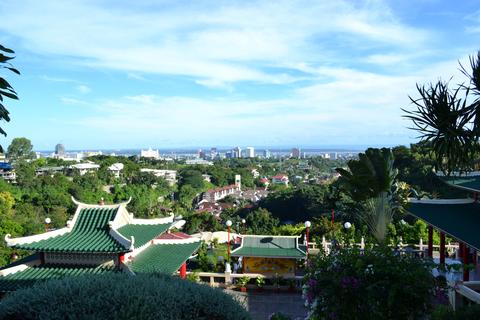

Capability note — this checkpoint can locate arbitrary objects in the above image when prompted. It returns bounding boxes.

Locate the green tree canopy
[336,148,399,243]
[245,208,279,234]
[7,137,35,160]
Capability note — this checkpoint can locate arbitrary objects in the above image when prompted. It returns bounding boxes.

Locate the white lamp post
[305,221,311,258]
[226,220,232,273]
[45,217,51,231]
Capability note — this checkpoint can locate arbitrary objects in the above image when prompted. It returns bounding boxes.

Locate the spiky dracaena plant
[362,192,394,243]
[403,50,480,176]
[336,148,400,243]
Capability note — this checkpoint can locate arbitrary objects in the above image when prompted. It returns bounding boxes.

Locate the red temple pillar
[473,250,478,267]
[180,262,187,279]
[119,254,125,264]
[463,244,470,282]
[440,232,446,265]
[459,242,464,260]
[427,225,433,258]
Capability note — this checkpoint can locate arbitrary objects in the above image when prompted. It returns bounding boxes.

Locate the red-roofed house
[202,184,240,202]
[272,174,289,186]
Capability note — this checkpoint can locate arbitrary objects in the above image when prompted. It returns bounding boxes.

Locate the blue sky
[0,0,480,150]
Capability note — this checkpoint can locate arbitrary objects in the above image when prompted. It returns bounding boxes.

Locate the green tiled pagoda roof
[130,242,201,274]
[439,175,480,192]
[14,207,128,253]
[407,201,480,250]
[0,264,119,292]
[231,236,306,258]
[118,223,172,248]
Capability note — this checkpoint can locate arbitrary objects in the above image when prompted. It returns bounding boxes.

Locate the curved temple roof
[130,241,201,275]
[437,171,480,193]
[231,235,306,258]
[406,199,480,251]
[0,265,119,292]
[13,207,129,253]
[5,198,175,254]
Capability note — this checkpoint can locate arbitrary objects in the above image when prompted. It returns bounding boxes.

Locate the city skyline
[1,1,480,149]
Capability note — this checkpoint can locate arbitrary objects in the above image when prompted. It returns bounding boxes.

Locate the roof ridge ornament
[130,236,135,250]
[71,196,132,207]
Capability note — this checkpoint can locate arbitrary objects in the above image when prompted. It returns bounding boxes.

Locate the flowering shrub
[303,246,436,319]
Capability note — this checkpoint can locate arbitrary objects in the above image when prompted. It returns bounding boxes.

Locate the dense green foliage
[304,246,436,320]
[258,184,331,222]
[7,137,35,160]
[0,273,250,320]
[432,304,480,320]
[0,135,457,268]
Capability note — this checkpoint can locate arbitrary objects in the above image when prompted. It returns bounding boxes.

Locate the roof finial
[99,197,105,206]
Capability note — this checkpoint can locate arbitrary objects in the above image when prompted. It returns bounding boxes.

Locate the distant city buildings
[263,149,271,158]
[185,159,213,166]
[140,169,177,186]
[210,147,217,159]
[140,147,160,159]
[55,143,65,156]
[245,147,255,158]
[232,147,242,158]
[291,148,301,158]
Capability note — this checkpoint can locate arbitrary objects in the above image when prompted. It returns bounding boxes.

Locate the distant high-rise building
[55,143,65,156]
[329,152,338,160]
[263,149,271,158]
[292,148,301,158]
[232,147,242,158]
[210,147,217,159]
[246,147,255,158]
[198,149,206,159]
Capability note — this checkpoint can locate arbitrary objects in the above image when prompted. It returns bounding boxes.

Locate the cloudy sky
[0,0,479,150]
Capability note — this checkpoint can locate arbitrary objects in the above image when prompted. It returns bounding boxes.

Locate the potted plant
[256,276,265,292]
[287,278,296,293]
[186,272,200,283]
[272,273,283,293]
[237,276,250,292]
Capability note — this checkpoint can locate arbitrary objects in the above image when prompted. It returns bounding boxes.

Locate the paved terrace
[226,289,307,320]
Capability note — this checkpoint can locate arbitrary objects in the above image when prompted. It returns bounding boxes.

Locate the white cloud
[76,85,91,94]
[60,97,89,105]
[0,0,432,86]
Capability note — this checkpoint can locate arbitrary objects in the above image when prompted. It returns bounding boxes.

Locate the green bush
[432,304,480,320]
[0,273,250,320]
[303,246,436,320]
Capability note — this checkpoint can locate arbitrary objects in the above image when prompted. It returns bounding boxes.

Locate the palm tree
[0,44,20,153]
[403,50,480,175]
[336,148,399,243]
